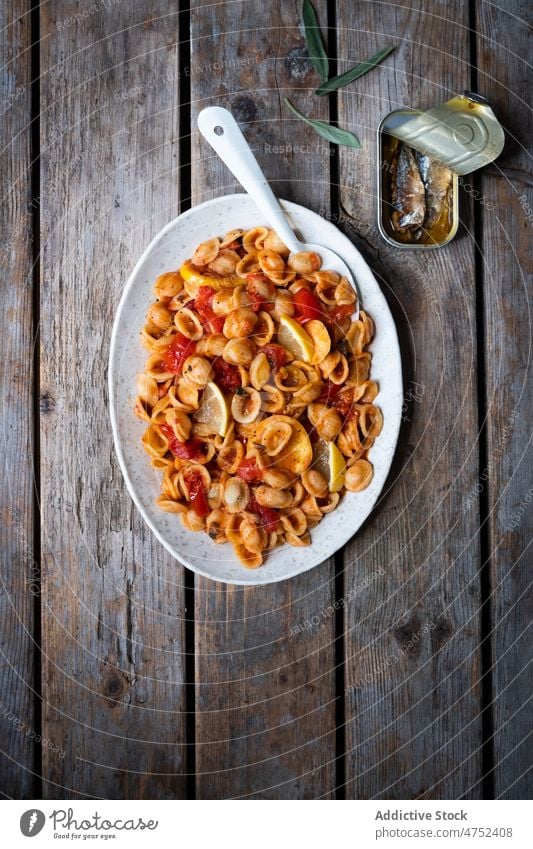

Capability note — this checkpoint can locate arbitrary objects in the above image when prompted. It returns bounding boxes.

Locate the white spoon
[197,106,360,316]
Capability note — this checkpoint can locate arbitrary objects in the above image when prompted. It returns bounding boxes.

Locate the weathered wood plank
[337,0,483,797]
[39,4,188,798]
[476,0,533,800]
[0,0,37,798]
[190,0,338,798]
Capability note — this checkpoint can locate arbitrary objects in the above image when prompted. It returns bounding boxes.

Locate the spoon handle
[197,107,301,254]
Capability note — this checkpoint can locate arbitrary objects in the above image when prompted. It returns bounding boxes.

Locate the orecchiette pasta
[135,227,382,569]
[231,387,261,424]
[223,308,257,339]
[223,337,256,366]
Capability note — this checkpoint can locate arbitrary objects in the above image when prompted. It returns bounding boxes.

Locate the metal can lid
[382,93,505,176]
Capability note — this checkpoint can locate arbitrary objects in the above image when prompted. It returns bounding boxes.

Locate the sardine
[416,153,453,230]
[390,144,426,233]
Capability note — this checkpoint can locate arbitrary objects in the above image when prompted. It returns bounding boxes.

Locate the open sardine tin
[378,93,505,249]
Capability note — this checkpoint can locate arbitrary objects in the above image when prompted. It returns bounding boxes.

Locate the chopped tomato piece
[202,310,225,333]
[210,314,225,333]
[193,287,225,333]
[328,303,354,324]
[159,425,206,461]
[185,470,209,518]
[325,384,355,418]
[237,457,263,483]
[319,380,342,404]
[159,423,180,454]
[293,287,323,323]
[318,381,355,418]
[248,496,279,533]
[163,333,196,375]
[212,359,241,393]
[194,286,216,311]
[333,390,354,419]
[260,343,289,370]
[174,438,207,462]
[248,289,264,313]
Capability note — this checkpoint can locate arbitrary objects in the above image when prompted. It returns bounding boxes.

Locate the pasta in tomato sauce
[134,227,382,569]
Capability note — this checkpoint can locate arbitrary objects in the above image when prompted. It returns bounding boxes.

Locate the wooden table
[1,0,531,800]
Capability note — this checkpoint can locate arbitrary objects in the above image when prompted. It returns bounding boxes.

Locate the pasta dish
[134,227,382,568]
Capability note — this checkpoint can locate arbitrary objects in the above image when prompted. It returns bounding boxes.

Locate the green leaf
[283,98,361,148]
[302,0,329,81]
[315,46,395,95]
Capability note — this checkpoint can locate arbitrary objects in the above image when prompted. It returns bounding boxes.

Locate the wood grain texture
[190,0,338,799]
[336,0,483,798]
[39,3,188,798]
[476,0,533,799]
[0,0,36,798]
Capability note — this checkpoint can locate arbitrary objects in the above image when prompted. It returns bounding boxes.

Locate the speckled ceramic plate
[109,194,402,585]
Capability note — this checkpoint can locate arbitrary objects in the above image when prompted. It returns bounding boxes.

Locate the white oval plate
[109,194,402,585]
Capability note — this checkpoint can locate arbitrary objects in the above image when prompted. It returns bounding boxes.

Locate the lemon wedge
[278,315,315,363]
[314,439,346,493]
[193,381,229,437]
[179,261,239,295]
